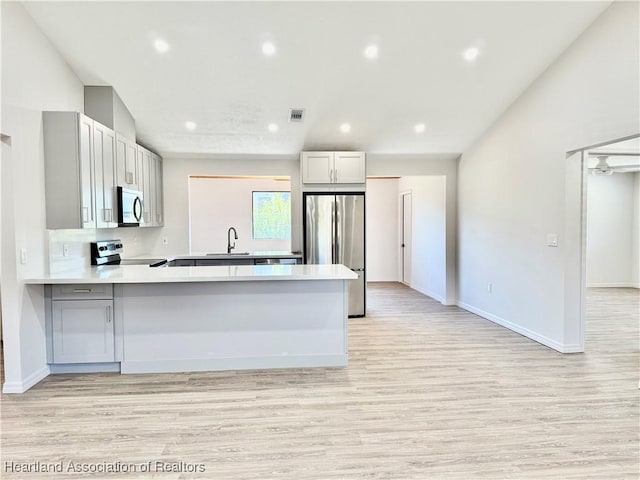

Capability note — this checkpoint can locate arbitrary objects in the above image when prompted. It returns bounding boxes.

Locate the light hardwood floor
[0,284,638,479]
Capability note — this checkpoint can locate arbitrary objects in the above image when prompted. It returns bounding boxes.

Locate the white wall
[457,2,640,352]
[587,172,639,287]
[1,2,85,392]
[147,155,301,257]
[189,177,291,253]
[398,176,447,302]
[365,178,399,281]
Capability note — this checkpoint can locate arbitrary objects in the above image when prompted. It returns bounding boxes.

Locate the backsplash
[48,228,158,273]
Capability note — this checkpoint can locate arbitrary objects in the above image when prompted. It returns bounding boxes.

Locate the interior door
[402,192,412,285]
[305,194,335,264]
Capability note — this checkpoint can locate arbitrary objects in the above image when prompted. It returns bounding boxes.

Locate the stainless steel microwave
[117,187,143,227]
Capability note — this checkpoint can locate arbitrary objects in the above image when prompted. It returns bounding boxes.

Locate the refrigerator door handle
[335,197,341,264]
[331,197,336,263]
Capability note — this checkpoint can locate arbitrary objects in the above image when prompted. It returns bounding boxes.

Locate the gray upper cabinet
[137,145,152,226]
[94,122,117,228]
[152,153,164,226]
[43,112,117,229]
[136,145,164,227]
[44,111,163,230]
[301,151,366,184]
[115,133,139,190]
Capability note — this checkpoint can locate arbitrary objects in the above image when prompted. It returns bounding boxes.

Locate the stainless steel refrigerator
[303,193,365,317]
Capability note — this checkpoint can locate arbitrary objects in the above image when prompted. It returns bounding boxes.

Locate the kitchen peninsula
[26,264,356,376]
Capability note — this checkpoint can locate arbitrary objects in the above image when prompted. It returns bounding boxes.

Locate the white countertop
[25,264,357,284]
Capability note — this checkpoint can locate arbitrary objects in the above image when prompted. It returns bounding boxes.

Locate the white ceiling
[23,1,611,157]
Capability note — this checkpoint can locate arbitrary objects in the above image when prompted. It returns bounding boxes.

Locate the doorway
[401,191,412,286]
[565,134,639,352]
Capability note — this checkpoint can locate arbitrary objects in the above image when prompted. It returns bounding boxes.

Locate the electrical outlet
[487,282,493,293]
[20,248,27,265]
[162,237,169,246]
[547,234,559,247]
[63,244,70,257]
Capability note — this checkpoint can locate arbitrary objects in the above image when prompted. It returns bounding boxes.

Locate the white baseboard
[121,354,348,374]
[411,284,447,305]
[587,282,639,289]
[456,301,583,354]
[2,366,50,394]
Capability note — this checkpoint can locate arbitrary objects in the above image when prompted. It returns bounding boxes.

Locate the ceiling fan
[588,153,640,176]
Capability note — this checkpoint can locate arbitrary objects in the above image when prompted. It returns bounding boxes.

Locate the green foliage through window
[252,191,291,239]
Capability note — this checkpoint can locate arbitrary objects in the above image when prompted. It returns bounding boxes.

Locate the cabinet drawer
[51,284,113,300]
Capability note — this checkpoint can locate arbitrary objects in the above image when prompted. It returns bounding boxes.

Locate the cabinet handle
[106,306,111,324]
[335,169,338,182]
[82,207,89,223]
[73,288,92,293]
[330,169,334,183]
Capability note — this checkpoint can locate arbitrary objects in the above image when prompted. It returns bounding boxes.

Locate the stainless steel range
[90,240,167,267]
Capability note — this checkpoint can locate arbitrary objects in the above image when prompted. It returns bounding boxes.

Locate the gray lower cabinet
[254,258,301,265]
[171,257,302,266]
[47,284,116,365]
[51,300,115,364]
[170,259,196,266]
[195,259,254,266]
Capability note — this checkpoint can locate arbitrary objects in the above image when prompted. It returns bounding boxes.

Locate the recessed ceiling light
[364,45,378,59]
[154,39,170,54]
[268,123,279,133]
[185,121,197,130]
[340,123,351,133]
[262,42,276,56]
[414,123,426,133]
[463,46,480,62]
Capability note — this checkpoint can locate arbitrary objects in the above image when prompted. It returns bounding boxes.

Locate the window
[252,191,291,239]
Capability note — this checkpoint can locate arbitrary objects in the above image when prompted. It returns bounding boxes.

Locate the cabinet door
[302,152,334,183]
[94,123,117,228]
[153,153,164,226]
[137,146,153,226]
[78,115,96,228]
[116,134,138,189]
[334,152,366,183]
[126,138,139,189]
[52,300,115,364]
[147,153,156,226]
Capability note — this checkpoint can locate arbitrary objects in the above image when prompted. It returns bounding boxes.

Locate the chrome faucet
[227,227,238,254]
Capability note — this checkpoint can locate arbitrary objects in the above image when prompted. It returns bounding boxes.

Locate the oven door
[117,187,143,226]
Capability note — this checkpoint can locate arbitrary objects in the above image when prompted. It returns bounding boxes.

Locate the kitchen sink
[206,252,251,256]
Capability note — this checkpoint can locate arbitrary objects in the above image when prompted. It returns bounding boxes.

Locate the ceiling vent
[289,108,305,123]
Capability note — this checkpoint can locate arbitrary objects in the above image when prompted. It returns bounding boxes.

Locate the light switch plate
[20,248,27,264]
[547,234,559,247]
